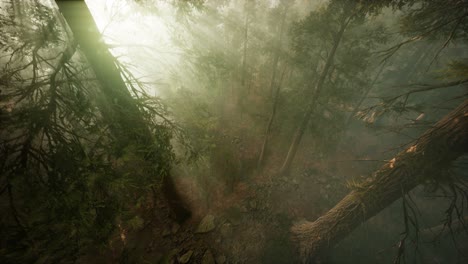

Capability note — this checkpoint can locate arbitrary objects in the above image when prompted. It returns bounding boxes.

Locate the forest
[0,0,467,263]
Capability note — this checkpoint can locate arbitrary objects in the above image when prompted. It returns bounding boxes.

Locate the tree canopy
[1,0,467,263]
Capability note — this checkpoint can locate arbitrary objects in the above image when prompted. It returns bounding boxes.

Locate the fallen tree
[292,99,468,263]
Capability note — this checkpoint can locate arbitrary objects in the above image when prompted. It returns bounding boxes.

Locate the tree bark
[55,0,146,143]
[257,66,288,169]
[55,0,191,222]
[279,14,350,175]
[291,99,468,263]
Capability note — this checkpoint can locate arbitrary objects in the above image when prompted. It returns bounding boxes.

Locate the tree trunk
[257,65,288,169]
[291,99,468,263]
[237,9,249,113]
[55,0,146,143]
[256,5,288,169]
[267,5,288,99]
[279,15,350,175]
[241,11,249,87]
[55,0,191,222]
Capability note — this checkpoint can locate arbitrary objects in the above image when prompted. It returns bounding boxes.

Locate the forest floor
[79,121,468,264]
[81,134,367,263]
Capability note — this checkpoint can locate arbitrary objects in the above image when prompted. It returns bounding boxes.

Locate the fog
[1,0,467,263]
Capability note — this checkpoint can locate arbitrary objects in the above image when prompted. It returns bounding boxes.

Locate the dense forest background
[1,0,467,263]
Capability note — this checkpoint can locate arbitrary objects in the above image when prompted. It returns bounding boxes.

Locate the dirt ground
[79,121,468,264]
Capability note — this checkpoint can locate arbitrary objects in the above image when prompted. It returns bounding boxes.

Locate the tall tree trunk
[55,0,191,222]
[256,4,288,169]
[279,15,351,175]
[241,11,249,87]
[327,62,386,173]
[267,5,288,99]
[237,9,249,114]
[257,66,288,169]
[292,99,468,263]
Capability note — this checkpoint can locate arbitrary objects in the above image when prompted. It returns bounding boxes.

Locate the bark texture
[292,99,468,263]
[55,0,191,222]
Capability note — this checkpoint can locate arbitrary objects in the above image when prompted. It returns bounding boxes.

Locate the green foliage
[2,0,466,262]
[399,0,468,40]
[0,2,176,263]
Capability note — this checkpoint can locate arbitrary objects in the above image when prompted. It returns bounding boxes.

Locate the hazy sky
[85,0,179,95]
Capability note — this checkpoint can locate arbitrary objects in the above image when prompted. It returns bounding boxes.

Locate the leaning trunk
[241,12,249,87]
[279,15,350,175]
[291,99,468,263]
[55,0,191,222]
[257,66,288,169]
[267,6,288,99]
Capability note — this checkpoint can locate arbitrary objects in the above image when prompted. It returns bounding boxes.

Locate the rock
[239,205,248,213]
[315,177,326,184]
[171,223,180,234]
[216,255,226,264]
[230,217,242,226]
[196,215,216,233]
[249,200,257,210]
[202,250,216,264]
[162,228,171,237]
[220,223,232,237]
[178,250,193,264]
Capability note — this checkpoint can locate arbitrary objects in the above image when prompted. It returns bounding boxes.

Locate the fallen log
[292,99,468,263]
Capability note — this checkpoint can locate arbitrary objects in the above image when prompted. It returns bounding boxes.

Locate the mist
[1,0,467,263]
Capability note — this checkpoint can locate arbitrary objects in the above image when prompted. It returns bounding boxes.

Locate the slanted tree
[291,0,468,262]
[257,1,291,169]
[1,1,127,261]
[0,0,186,262]
[55,0,191,222]
[280,1,363,175]
[292,98,468,263]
